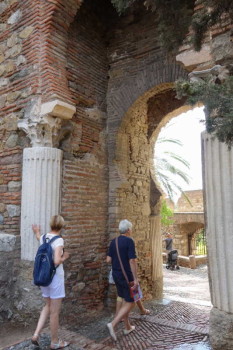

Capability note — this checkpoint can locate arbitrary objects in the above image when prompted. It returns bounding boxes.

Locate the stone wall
[0,233,20,322]
[176,190,204,212]
[0,0,33,235]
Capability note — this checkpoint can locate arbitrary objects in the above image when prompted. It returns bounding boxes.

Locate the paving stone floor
[0,265,212,350]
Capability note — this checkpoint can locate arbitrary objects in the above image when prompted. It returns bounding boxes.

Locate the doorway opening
[154,107,211,306]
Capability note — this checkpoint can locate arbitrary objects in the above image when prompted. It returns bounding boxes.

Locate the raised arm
[32,224,41,241]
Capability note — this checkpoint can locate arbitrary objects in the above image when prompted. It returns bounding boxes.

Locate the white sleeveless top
[40,233,64,277]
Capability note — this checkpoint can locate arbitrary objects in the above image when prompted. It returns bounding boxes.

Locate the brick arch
[107,60,187,164]
[107,61,188,299]
[36,0,83,103]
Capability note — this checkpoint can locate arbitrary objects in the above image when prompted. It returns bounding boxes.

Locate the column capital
[18,98,76,147]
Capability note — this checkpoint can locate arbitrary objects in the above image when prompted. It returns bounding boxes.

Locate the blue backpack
[33,234,60,287]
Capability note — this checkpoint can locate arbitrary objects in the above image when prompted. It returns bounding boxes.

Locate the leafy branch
[175,76,233,148]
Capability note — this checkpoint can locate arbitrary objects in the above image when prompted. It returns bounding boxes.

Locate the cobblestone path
[1,265,212,350]
[1,300,211,350]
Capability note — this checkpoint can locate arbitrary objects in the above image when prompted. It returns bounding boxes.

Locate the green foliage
[192,0,233,51]
[145,0,195,53]
[176,76,233,148]
[111,0,233,52]
[195,229,207,255]
[155,137,191,202]
[160,200,174,226]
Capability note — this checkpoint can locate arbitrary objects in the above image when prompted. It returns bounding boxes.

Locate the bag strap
[115,236,129,284]
[43,234,60,244]
[49,235,60,244]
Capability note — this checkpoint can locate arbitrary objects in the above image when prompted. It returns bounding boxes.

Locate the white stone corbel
[40,99,76,120]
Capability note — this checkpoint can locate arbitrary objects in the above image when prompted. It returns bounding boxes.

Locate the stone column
[21,147,62,260]
[19,99,76,261]
[150,215,163,298]
[202,131,233,349]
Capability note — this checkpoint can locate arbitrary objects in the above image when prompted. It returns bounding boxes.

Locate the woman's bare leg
[115,299,123,317]
[32,298,50,341]
[112,300,135,329]
[136,299,150,315]
[50,298,62,344]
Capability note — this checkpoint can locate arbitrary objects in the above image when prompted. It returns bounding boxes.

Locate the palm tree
[154,137,191,203]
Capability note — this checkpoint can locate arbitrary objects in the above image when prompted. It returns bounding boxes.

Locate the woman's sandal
[140,309,150,315]
[31,333,40,346]
[50,340,70,349]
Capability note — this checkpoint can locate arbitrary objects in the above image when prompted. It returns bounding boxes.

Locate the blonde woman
[31,215,70,350]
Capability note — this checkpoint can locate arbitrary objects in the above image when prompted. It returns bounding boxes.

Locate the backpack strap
[49,235,60,244]
[42,234,60,244]
[46,235,61,269]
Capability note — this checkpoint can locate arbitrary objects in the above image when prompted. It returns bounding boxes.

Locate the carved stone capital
[188,64,231,84]
[18,98,76,147]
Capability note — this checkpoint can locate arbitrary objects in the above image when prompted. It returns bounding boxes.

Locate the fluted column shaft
[203,131,233,349]
[21,147,62,261]
[150,215,163,298]
[202,132,233,312]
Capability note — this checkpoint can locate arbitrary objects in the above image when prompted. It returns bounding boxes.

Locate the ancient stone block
[5,113,18,131]
[6,205,20,217]
[0,203,6,212]
[5,44,22,58]
[0,24,7,32]
[176,44,212,70]
[0,233,16,252]
[5,134,18,148]
[6,91,21,103]
[19,26,34,39]
[0,78,9,86]
[211,31,233,64]
[8,181,21,192]
[5,61,15,73]
[7,33,19,48]
[210,307,233,350]
[16,55,26,66]
[7,10,22,25]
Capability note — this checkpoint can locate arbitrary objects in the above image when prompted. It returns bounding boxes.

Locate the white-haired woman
[106,219,139,341]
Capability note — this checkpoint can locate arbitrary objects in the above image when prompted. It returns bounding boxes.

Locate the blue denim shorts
[113,273,134,303]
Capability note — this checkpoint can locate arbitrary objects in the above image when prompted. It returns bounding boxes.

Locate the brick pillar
[202,131,233,350]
